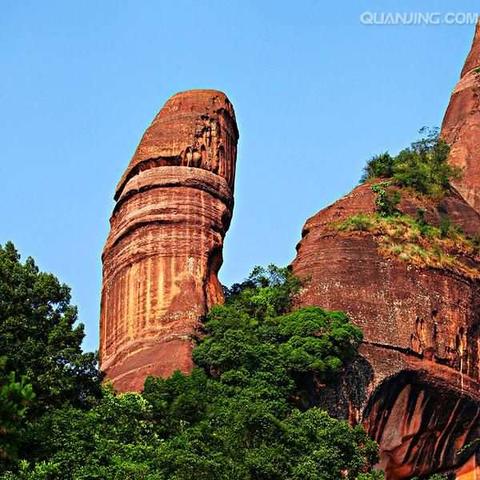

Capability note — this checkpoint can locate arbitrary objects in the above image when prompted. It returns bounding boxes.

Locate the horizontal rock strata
[100,90,238,392]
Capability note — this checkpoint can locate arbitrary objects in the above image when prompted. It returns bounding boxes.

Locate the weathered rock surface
[291,183,480,478]
[100,90,238,392]
[442,21,480,212]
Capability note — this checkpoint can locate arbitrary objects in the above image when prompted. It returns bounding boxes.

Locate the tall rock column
[442,21,480,211]
[100,90,239,392]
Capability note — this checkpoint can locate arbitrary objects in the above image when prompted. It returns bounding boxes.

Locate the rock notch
[100,89,238,392]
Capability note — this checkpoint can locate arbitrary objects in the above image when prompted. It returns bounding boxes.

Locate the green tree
[4,261,382,480]
[20,299,376,479]
[361,153,395,182]
[223,264,301,319]
[0,357,34,462]
[0,242,101,416]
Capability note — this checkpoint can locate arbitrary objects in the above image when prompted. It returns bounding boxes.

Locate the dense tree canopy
[0,357,34,461]
[0,250,384,479]
[0,242,101,415]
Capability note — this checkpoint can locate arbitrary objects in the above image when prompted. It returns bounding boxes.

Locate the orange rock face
[441,21,480,212]
[291,184,480,478]
[100,90,238,392]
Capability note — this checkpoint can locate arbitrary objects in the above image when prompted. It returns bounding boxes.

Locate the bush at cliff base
[0,245,384,480]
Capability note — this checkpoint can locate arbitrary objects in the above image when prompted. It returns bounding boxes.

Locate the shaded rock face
[441,22,480,212]
[365,371,480,479]
[291,183,480,478]
[100,90,238,392]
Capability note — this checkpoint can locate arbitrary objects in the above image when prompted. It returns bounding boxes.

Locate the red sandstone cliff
[291,24,480,479]
[291,183,480,478]
[100,90,238,392]
[441,21,480,212]
[98,22,480,480]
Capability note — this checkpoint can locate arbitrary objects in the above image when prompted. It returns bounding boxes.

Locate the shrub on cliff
[361,128,461,197]
[371,182,401,217]
[1,247,383,480]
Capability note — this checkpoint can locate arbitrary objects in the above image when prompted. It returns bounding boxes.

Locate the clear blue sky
[1,0,478,352]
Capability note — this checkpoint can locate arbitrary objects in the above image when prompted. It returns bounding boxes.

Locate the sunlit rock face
[292,183,480,385]
[291,183,480,478]
[442,21,480,213]
[100,90,238,392]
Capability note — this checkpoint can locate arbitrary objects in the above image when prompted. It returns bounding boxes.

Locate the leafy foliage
[361,128,461,197]
[194,306,362,383]
[371,182,401,217]
[361,153,395,181]
[0,242,101,415]
[0,246,382,480]
[223,265,301,318]
[0,358,35,462]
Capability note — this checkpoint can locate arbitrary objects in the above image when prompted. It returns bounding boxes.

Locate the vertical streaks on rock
[442,21,480,212]
[100,90,238,392]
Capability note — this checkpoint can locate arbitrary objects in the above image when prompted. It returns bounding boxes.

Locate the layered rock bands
[100,90,238,392]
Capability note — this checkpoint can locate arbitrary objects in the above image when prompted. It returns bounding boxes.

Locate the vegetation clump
[0,241,101,417]
[333,213,480,278]
[0,357,35,461]
[0,247,383,480]
[361,128,461,198]
[345,128,480,276]
[371,182,401,217]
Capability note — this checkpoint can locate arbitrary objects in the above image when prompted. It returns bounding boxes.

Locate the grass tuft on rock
[332,213,480,278]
